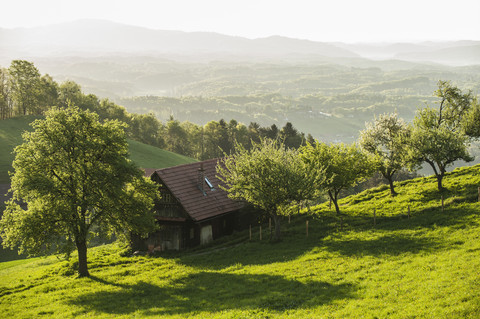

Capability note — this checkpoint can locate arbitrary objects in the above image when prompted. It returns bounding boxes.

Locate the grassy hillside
[0,116,196,184]
[127,139,196,169]
[0,116,40,184]
[1,164,480,318]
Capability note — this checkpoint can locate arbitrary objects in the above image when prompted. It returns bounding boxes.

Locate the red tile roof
[151,158,243,222]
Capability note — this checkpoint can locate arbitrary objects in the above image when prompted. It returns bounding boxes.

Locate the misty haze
[1,2,480,318]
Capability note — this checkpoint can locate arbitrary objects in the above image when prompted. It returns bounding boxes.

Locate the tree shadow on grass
[321,233,445,257]
[69,272,356,316]
[146,198,479,272]
[165,207,463,270]
[372,205,480,232]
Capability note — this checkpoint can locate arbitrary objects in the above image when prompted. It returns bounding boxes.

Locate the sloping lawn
[1,165,480,318]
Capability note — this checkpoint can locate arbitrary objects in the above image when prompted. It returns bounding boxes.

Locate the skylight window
[205,177,215,191]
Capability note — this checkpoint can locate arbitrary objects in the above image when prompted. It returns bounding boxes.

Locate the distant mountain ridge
[0,19,359,59]
[394,44,480,66]
[1,19,478,65]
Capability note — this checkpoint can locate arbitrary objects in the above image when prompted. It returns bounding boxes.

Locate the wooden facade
[132,159,248,252]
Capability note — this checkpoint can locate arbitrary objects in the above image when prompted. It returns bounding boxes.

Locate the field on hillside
[1,165,480,318]
[0,116,196,184]
[0,116,41,184]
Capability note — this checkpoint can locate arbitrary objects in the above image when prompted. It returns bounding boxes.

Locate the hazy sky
[2,0,480,42]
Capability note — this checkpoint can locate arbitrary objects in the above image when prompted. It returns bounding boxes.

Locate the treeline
[0,60,309,160]
[116,79,443,144]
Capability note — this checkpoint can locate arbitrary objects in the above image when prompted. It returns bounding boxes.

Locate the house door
[159,226,182,250]
[200,225,213,245]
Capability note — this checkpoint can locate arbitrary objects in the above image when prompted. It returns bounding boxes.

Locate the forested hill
[115,66,480,143]
[0,60,312,177]
[10,55,477,143]
[1,22,479,145]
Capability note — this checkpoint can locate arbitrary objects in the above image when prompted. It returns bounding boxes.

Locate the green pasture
[1,165,480,318]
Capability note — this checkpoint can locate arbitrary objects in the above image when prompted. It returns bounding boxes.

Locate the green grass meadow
[1,165,480,318]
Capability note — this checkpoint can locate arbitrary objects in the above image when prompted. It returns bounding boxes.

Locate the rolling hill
[0,115,196,184]
[1,163,480,318]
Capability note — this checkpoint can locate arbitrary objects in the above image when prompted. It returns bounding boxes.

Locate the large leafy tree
[462,97,480,139]
[164,117,190,155]
[406,81,474,191]
[407,108,473,191]
[8,60,42,115]
[0,106,158,277]
[203,120,230,159]
[0,68,12,119]
[433,80,473,130]
[128,113,164,147]
[36,74,59,113]
[58,80,84,108]
[359,113,410,196]
[279,122,304,149]
[217,139,316,241]
[300,142,376,215]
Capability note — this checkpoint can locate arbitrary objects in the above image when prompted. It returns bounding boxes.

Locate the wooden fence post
[288,215,291,224]
[306,220,309,237]
[249,225,252,240]
[269,218,271,231]
[441,195,444,212]
[259,225,262,241]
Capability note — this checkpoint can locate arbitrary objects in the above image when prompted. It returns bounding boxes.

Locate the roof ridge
[155,157,223,173]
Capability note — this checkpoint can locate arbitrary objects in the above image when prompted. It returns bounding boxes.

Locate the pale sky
[2,0,480,42]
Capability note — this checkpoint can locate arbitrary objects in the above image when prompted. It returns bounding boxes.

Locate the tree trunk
[425,159,445,192]
[328,190,341,215]
[380,168,397,196]
[272,213,282,242]
[76,239,89,277]
[387,175,397,196]
[436,173,444,192]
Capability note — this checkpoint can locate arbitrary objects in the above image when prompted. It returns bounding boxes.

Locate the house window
[205,177,215,191]
[160,192,173,203]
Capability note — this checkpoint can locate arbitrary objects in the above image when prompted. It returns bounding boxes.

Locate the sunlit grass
[1,165,480,318]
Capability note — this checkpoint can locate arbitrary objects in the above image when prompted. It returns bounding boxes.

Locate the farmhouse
[133,159,248,251]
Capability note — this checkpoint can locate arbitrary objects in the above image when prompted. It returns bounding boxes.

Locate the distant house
[133,159,249,251]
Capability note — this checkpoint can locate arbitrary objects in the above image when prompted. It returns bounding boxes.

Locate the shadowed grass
[69,273,355,316]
